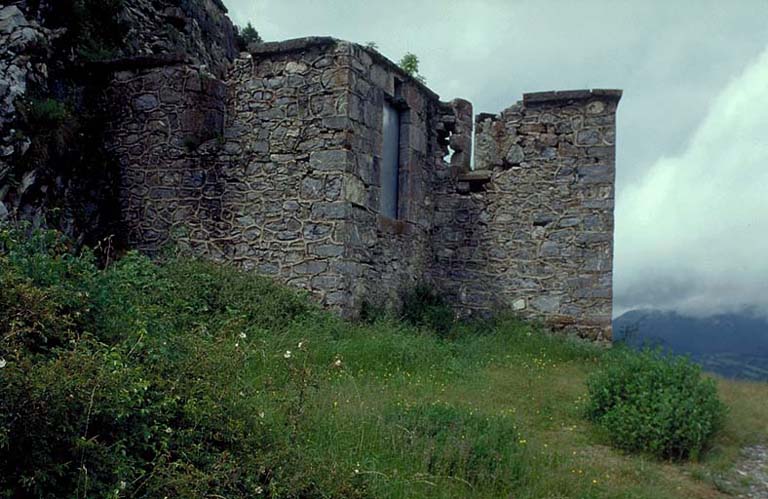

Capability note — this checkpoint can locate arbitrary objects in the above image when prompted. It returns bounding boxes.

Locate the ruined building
[1,1,620,340]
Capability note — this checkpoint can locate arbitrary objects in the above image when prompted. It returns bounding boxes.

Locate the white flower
[164,427,172,434]
[297,341,305,349]
[239,332,247,339]
[255,486,263,494]
[120,481,127,490]
[235,342,240,348]
[258,411,265,419]
[0,358,6,369]
[284,350,292,359]
[333,359,342,367]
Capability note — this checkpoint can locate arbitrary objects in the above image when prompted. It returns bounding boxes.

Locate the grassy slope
[2,238,767,498]
[290,317,768,498]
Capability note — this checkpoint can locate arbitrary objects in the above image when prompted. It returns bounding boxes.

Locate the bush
[400,284,454,336]
[0,226,326,498]
[23,98,71,129]
[585,348,727,460]
[235,22,262,51]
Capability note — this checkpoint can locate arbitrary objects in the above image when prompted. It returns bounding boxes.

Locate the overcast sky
[226,0,768,318]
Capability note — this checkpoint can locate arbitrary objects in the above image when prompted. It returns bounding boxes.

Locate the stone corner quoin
[0,0,621,343]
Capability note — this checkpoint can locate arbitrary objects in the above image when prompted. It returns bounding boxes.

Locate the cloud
[614,46,768,317]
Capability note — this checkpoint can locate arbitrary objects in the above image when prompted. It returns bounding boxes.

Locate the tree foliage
[398,52,426,84]
[236,22,262,50]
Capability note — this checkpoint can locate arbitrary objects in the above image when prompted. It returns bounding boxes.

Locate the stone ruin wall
[2,0,621,338]
[99,38,620,339]
[341,44,458,313]
[0,0,238,231]
[430,90,620,340]
[105,39,362,310]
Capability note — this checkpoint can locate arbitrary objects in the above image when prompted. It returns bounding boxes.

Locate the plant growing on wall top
[236,22,262,50]
[398,52,427,85]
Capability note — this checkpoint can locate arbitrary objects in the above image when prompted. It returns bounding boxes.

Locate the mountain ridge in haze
[613,309,768,380]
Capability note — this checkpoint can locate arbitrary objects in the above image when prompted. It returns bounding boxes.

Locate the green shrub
[400,284,455,336]
[585,348,727,460]
[235,22,263,50]
[0,225,96,357]
[24,98,71,128]
[0,226,351,498]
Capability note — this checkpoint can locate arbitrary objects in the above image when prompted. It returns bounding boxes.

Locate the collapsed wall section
[430,90,621,341]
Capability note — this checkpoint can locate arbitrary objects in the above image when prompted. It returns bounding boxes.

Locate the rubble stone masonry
[102,36,620,340]
[12,18,619,340]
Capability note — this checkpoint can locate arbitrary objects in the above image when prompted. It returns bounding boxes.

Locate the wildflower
[258,411,265,419]
[255,486,263,494]
[284,350,292,359]
[235,342,240,348]
[239,332,247,339]
[0,358,6,369]
[333,358,342,367]
[120,481,127,490]
[165,427,173,434]
[297,341,305,349]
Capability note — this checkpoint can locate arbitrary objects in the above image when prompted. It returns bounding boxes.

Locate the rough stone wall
[0,0,237,243]
[105,38,361,310]
[430,90,621,340]
[103,63,227,251]
[117,0,237,77]
[341,44,453,312]
[215,39,356,309]
[10,11,619,339]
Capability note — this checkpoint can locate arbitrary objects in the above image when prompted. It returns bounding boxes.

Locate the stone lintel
[458,169,492,183]
[247,36,339,56]
[523,89,622,105]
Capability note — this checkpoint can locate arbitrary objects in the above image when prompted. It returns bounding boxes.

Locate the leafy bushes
[585,348,727,460]
[235,22,263,51]
[400,284,455,336]
[0,226,326,497]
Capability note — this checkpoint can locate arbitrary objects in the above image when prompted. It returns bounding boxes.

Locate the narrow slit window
[381,101,400,219]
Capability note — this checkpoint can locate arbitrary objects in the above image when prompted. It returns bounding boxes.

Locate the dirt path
[734,445,768,498]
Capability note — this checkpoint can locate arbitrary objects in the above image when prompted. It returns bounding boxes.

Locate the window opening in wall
[444,139,456,163]
[381,100,401,219]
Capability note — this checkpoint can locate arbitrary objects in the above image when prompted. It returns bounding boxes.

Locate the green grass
[1,227,767,498]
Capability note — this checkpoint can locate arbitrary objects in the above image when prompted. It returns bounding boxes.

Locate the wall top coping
[247,36,339,56]
[523,89,622,105]
[247,36,443,102]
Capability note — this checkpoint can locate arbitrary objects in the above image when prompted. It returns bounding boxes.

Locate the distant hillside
[613,309,768,380]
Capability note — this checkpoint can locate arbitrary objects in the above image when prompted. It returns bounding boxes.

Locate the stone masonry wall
[104,64,227,252]
[341,44,453,313]
[430,90,621,340]
[101,35,619,338]
[106,39,376,311]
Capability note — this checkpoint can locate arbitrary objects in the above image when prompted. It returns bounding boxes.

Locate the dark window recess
[381,100,400,218]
